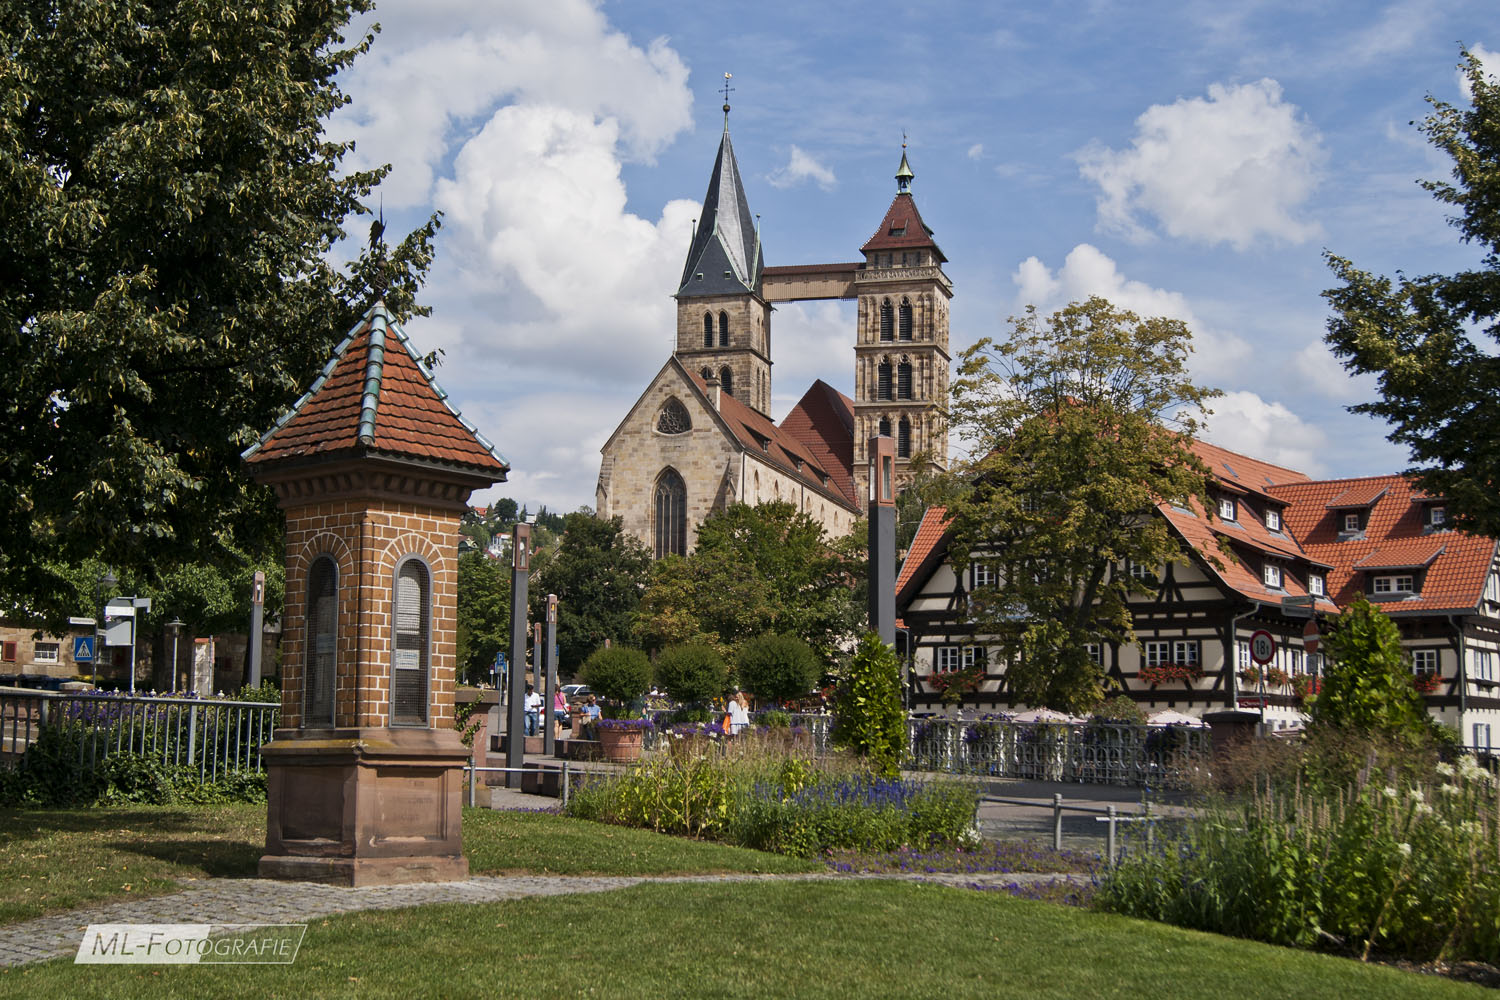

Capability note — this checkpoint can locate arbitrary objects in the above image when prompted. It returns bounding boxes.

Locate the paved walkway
[0,868,1086,968]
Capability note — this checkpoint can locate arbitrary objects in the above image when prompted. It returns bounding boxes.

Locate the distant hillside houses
[896,438,1500,751]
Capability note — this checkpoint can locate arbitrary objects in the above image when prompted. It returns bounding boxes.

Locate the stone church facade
[597,114,952,557]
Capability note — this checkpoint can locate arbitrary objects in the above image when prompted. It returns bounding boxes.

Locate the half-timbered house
[896,440,1500,740]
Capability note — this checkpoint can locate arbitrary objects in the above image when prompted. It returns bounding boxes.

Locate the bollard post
[1107,805,1118,868]
[468,758,476,808]
[562,760,570,807]
[1053,793,1064,851]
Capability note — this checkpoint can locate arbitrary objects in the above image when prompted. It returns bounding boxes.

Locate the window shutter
[393,561,429,725]
[1,641,15,662]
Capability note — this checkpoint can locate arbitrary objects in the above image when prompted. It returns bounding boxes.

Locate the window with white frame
[1486,572,1500,604]
[1288,649,1303,675]
[935,646,961,672]
[1265,508,1282,531]
[1309,572,1325,597]
[972,563,996,588]
[33,642,58,663]
[1429,505,1447,528]
[1307,652,1323,676]
[1263,562,1283,589]
[1217,497,1236,521]
[1237,640,1251,669]
[1342,511,1362,533]
[1144,641,1171,667]
[1412,649,1438,676]
[1475,649,1495,683]
[1474,723,1492,753]
[1128,561,1156,584]
[1085,643,1103,666]
[1172,640,1200,667]
[1372,574,1415,594]
[962,646,986,670]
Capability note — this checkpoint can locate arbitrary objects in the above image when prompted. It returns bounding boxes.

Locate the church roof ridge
[677,127,763,298]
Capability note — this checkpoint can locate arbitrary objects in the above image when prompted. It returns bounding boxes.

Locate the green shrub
[832,633,905,778]
[755,709,792,729]
[1314,596,1429,740]
[581,646,653,709]
[1092,694,1146,725]
[653,643,728,705]
[736,634,820,704]
[1099,757,1500,964]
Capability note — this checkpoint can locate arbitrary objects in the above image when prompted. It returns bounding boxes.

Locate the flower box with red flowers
[1137,663,1205,687]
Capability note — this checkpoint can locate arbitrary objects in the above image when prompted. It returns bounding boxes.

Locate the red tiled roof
[1355,538,1447,570]
[859,193,946,261]
[1270,475,1498,613]
[244,303,508,475]
[1191,438,1310,499]
[1325,482,1389,508]
[896,505,950,602]
[778,380,857,507]
[683,368,857,511]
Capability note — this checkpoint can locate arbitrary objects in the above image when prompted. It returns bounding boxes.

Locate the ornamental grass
[1097,754,1500,965]
[563,730,979,857]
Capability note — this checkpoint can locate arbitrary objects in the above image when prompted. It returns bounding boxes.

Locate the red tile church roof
[243,302,508,476]
[778,380,858,507]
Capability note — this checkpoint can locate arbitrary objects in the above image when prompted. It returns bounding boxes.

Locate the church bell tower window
[703,313,713,348]
[719,366,733,397]
[877,361,893,400]
[719,311,729,347]
[898,417,912,458]
[899,299,913,341]
[897,362,913,400]
[880,300,894,342]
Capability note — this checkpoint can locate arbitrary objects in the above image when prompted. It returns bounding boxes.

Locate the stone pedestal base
[260,727,469,887]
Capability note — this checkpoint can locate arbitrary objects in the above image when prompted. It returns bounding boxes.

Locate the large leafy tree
[1312,596,1429,740]
[1324,50,1500,536]
[942,296,1219,713]
[456,550,510,686]
[634,501,863,663]
[1,0,437,626]
[529,513,652,675]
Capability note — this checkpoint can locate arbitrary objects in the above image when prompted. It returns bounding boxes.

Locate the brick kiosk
[244,302,508,886]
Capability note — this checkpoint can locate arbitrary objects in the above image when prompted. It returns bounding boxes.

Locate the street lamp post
[166,619,185,694]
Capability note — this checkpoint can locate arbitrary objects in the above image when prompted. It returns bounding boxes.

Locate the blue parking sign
[73,635,95,662]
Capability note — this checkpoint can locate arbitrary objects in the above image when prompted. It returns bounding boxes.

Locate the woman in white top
[727,691,750,734]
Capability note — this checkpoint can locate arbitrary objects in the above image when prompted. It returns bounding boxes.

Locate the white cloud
[768,145,838,190]
[1199,391,1330,477]
[1459,44,1499,102]
[432,104,699,378]
[967,143,985,160]
[766,301,856,419]
[331,0,691,209]
[1344,0,1434,66]
[1010,244,1251,383]
[1075,79,1326,250]
[1291,339,1376,402]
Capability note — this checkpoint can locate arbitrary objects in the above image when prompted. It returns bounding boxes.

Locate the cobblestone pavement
[0,869,1087,969]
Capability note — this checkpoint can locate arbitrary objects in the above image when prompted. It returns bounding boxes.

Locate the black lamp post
[166,619,185,694]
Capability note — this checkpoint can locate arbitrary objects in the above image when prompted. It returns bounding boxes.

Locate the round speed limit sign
[1249,629,1277,665]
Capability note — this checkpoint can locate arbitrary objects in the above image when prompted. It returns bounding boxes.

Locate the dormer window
[1372,574,1415,595]
[1309,572,1326,597]
[1265,508,1281,532]
[1263,562,1283,589]
[1342,511,1362,533]
[1218,498,1236,521]
[1427,505,1447,531]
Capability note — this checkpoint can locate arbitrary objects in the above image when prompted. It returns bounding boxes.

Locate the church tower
[673,103,772,416]
[852,147,952,501]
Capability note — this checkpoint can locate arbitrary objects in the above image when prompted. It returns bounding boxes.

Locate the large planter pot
[597,727,644,762]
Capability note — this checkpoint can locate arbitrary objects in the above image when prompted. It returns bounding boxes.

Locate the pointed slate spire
[677,120,762,298]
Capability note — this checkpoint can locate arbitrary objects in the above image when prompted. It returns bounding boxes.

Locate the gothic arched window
[879,416,891,437]
[703,313,713,348]
[654,469,688,559]
[718,311,729,347]
[899,299,913,340]
[392,557,431,727]
[898,417,912,458]
[877,361,893,400]
[657,397,691,434]
[897,362,913,400]
[304,555,338,727]
[719,366,733,397]
[879,300,894,341]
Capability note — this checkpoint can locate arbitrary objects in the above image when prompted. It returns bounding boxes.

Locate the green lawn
[0,805,817,924]
[0,880,1481,999]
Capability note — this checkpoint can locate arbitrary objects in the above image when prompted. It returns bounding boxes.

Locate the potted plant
[580,646,653,759]
[594,716,655,761]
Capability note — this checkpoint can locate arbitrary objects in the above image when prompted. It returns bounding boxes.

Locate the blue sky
[328,0,1494,513]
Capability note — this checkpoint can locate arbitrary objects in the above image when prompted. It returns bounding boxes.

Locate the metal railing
[0,687,279,780]
[908,718,1210,789]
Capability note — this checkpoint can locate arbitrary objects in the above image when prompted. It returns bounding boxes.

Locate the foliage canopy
[1324,50,1500,536]
[832,633,906,778]
[530,513,652,674]
[735,633,821,704]
[941,296,1219,713]
[1312,595,1430,740]
[0,0,437,624]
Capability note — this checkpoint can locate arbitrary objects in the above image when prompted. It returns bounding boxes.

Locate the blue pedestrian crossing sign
[73,635,95,662]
